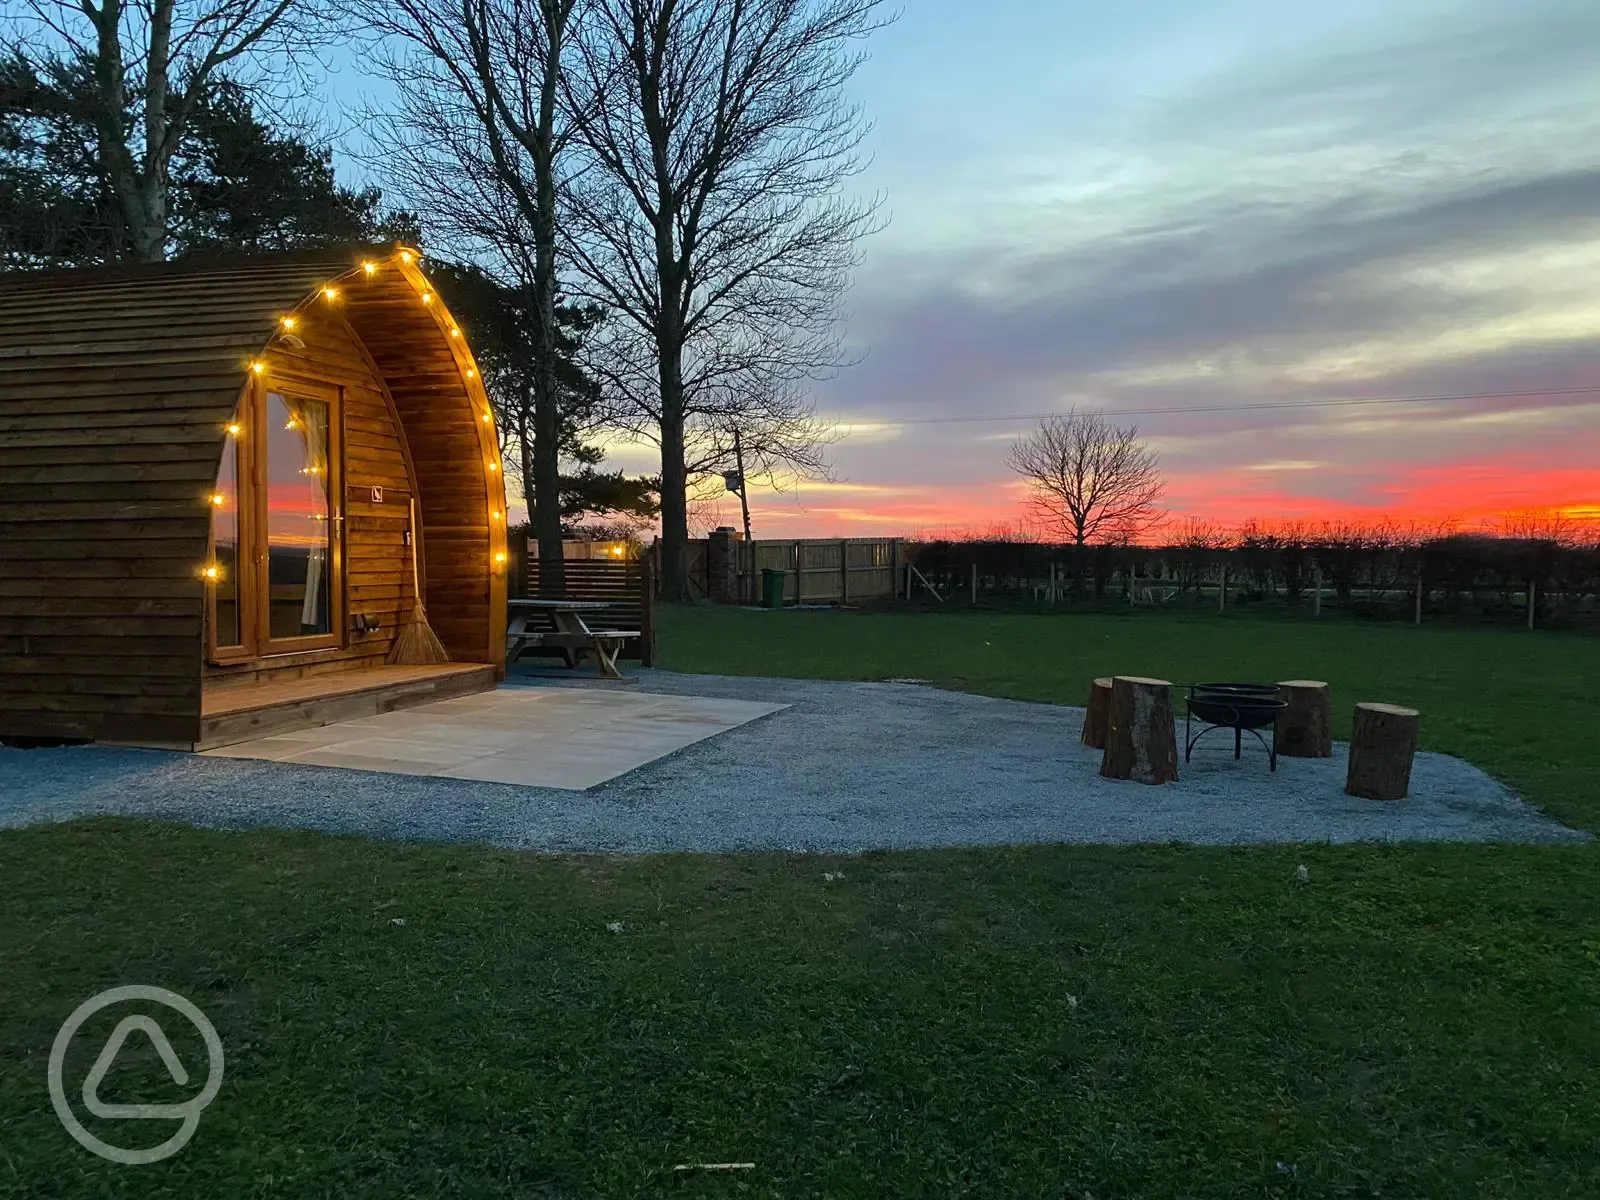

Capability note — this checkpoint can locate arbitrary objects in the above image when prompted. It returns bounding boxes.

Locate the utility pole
[732,427,752,541]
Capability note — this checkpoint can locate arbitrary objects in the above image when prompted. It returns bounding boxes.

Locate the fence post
[1218,563,1227,613]
[793,541,803,605]
[1313,566,1322,617]
[1528,579,1536,630]
[1048,562,1056,605]
[970,562,978,605]
[1415,570,1423,626]
[840,539,850,605]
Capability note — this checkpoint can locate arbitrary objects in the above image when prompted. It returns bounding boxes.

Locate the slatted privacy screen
[522,555,655,666]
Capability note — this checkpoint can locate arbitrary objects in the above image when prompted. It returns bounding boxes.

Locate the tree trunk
[1080,676,1113,750]
[658,389,690,601]
[518,424,543,597]
[654,245,691,599]
[1344,702,1419,800]
[1274,680,1332,758]
[1100,676,1178,784]
[530,7,567,595]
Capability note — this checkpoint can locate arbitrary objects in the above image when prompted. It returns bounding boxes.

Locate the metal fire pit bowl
[1185,683,1288,771]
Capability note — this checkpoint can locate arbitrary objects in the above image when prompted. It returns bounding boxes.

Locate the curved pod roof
[0,247,508,746]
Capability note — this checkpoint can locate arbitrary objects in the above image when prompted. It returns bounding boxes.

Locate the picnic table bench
[505,599,640,681]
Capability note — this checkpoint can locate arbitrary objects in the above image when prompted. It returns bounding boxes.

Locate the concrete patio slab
[199,685,788,790]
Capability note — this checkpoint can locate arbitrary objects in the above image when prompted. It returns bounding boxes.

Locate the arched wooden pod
[0,246,507,747]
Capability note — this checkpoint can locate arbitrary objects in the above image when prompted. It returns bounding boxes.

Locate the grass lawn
[1,607,1597,1197]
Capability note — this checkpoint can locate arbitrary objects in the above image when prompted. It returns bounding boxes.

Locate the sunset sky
[343,0,1600,538]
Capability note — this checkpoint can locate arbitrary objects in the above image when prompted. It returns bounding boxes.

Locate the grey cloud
[822,165,1600,426]
[1143,0,1600,146]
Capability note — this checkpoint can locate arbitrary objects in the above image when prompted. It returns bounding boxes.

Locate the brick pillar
[707,528,737,603]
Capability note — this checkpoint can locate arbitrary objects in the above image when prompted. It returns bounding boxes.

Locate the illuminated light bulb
[281,315,297,330]
[481,412,491,423]
[491,510,502,520]
[225,422,242,436]
[465,368,476,378]
[421,292,434,305]
[285,419,298,430]
[400,249,415,264]
[201,564,220,581]
[449,327,460,338]
[362,260,377,275]
[487,461,499,472]
[250,361,265,374]
[494,552,507,565]
[322,286,339,300]
[209,493,226,507]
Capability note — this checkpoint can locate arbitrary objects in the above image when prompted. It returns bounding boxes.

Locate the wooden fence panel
[726,537,903,605]
[523,554,655,665]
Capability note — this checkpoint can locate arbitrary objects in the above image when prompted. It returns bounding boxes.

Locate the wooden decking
[198,663,498,750]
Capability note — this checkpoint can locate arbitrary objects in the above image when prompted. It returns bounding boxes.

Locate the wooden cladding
[0,246,508,747]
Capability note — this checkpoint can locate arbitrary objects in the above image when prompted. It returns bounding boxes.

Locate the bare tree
[352,0,588,583]
[1007,409,1166,553]
[562,0,888,600]
[1499,507,1580,547]
[12,0,323,261]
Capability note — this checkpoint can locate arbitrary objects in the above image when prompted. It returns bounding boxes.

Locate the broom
[388,496,451,665]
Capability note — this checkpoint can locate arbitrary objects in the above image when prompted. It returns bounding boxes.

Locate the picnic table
[505,598,639,680]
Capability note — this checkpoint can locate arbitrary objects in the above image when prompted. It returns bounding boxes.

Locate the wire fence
[902,532,1600,631]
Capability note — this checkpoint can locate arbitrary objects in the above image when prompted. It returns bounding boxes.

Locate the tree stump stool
[1344,702,1420,800]
[1275,680,1332,758]
[1099,676,1179,785]
[1080,676,1113,749]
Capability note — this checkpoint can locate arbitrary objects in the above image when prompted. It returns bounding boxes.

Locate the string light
[280,315,297,330]
[362,261,377,275]
[209,493,226,507]
[250,361,264,374]
[399,249,415,264]
[493,552,507,565]
[487,461,499,472]
[481,412,491,423]
[491,510,502,520]
[465,368,476,379]
[226,422,242,436]
[322,286,339,300]
[200,564,220,581]
[285,419,298,430]
[449,327,460,338]
[421,292,434,305]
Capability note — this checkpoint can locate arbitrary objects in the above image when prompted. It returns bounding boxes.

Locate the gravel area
[0,670,1585,852]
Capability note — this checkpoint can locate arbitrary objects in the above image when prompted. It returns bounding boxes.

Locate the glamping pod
[0,247,509,749]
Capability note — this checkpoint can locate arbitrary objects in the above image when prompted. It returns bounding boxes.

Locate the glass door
[262,388,338,649]
[207,372,342,660]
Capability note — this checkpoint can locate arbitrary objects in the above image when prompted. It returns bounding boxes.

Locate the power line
[833,385,1600,428]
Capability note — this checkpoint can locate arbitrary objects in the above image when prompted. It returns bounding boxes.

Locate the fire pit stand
[1184,683,1288,772]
